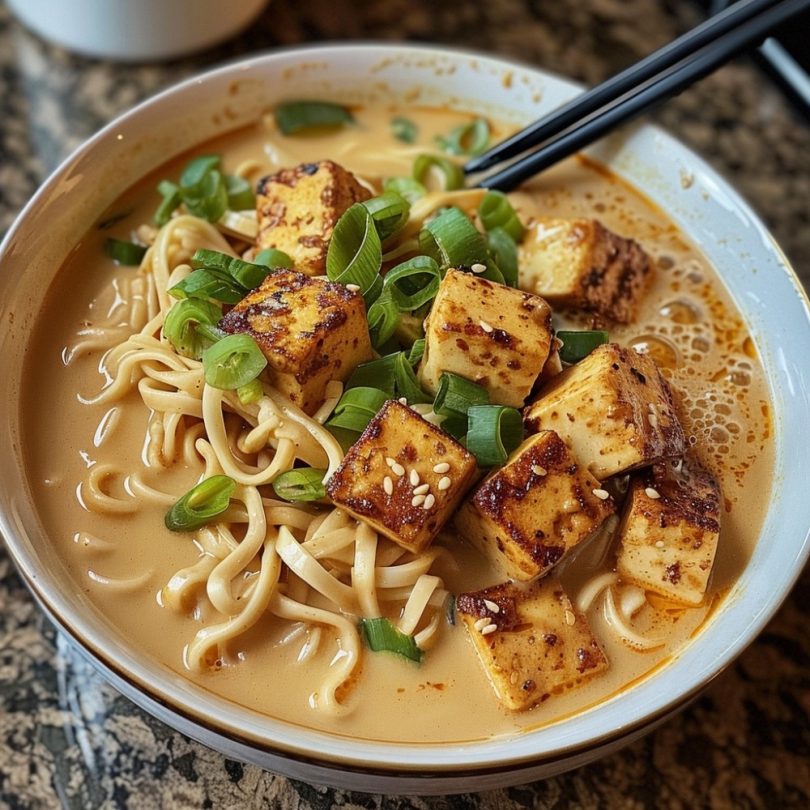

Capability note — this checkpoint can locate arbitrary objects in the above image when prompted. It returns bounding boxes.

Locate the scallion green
[165,475,236,532]
[391,116,418,144]
[359,617,423,663]
[326,387,389,433]
[419,206,487,269]
[182,169,228,222]
[163,298,223,360]
[202,334,267,390]
[435,117,490,157]
[237,379,264,405]
[168,268,246,304]
[478,190,525,242]
[180,155,221,190]
[487,227,519,288]
[466,405,523,467]
[326,204,383,300]
[384,255,441,312]
[412,154,464,191]
[346,354,398,396]
[273,468,328,502]
[393,351,431,404]
[191,248,271,291]
[433,373,490,419]
[104,238,147,266]
[367,291,400,349]
[255,247,294,269]
[383,176,427,203]
[154,180,181,226]
[274,101,354,135]
[407,338,426,366]
[556,330,610,364]
[224,174,255,211]
[361,193,411,241]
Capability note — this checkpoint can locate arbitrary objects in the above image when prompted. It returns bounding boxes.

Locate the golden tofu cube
[524,343,685,480]
[456,579,608,711]
[219,269,373,415]
[455,431,615,582]
[616,460,721,606]
[418,269,553,407]
[256,160,371,275]
[326,400,477,553]
[519,218,651,323]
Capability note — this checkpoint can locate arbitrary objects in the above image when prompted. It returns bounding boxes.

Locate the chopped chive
[165,475,235,532]
[433,373,490,419]
[435,118,490,157]
[419,206,487,269]
[163,298,223,360]
[466,405,523,467]
[274,101,354,135]
[361,192,411,241]
[412,154,465,191]
[407,338,426,367]
[273,468,328,502]
[478,190,525,242]
[326,387,389,434]
[367,291,401,349]
[346,354,399,397]
[202,333,267,391]
[556,330,610,364]
[359,617,423,663]
[326,204,383,300]
[383,255,441,312]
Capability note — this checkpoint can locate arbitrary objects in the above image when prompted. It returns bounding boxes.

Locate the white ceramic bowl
[1,45,809,795]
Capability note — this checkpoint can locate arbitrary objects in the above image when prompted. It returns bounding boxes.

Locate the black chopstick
[470,0,809,192]
[465,0,781,175]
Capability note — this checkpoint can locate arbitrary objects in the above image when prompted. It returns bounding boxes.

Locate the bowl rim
[2,41,809,777]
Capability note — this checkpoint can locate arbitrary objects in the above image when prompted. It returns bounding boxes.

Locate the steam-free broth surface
[23,105,773,743]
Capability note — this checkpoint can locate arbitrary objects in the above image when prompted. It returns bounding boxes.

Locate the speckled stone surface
[1,1,808,808]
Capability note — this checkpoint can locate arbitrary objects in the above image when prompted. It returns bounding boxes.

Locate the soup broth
[23,105,773,743]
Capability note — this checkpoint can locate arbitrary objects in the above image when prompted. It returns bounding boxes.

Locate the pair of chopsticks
[467,0,809,191]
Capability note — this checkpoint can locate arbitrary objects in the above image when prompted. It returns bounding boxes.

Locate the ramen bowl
[1,44,808,794]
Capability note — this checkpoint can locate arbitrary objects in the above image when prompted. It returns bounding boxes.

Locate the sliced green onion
[154,180,181,226]
[440,414,469,441]
[478,190,524,242]
[163,298,223,360]
[383,176,427,204]
[391,116,418,144]
[487,227,519,288]
[359,617,422,663]
[556,330,610,364]
[255,247,294,269]
[346,355,398,396]
[168,268,246,304]
[326,387,389,433]
[180,155,221,190]
[225,174,255,211]
[384,255,441,312]
[237,379,264,405]
[191,248,271,291]
[362,193,411,241]
[434,373,490,419]
[165,475,235,532]
[197,323,227,344]
[326,204,383,299]
[435,118,490,157]
[466,405,523,467]
[182,169,229,222]
[394,312,425,348]
[419,206,487,269]
[407,338,426,366]
[445,593,456,626]
[394,351,431,404]
[367,291,400,349]
[274,101,353,135]
[412,154,464,191]
[273,468,327,502]
[202,334,267,390]
[104,238,147,266]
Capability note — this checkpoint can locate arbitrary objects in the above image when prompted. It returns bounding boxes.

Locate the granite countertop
[1,1,808,808]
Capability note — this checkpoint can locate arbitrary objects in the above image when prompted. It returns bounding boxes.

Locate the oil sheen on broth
[23,105,773,743]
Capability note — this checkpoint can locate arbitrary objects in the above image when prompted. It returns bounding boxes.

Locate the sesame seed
[481,623,498,635]
[413,483,430,495]
[433,462,450,474]
[409,469,420,486]
[479,320,493,333]
[391,462,405,477]
[345,283,361,292]
[411,494,426,507]
[423,493,436,510]
[510,671,519,685]
[398,397,408,405]
[592,488,610,500]
[655,540,665,548]
[483,599,500,613]
[564,610,576,627]
[645,487,661,500]
[385,457,396,468]
[473,617,490,632]
[471,263,487,274]
[531,465,547,477]
[649,412,658,428]
[437,476,452,491]
[383,476,393,495]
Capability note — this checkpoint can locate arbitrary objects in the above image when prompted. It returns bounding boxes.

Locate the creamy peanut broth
[23,105,773,743]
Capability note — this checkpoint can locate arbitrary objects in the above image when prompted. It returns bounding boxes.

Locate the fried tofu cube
[456,579,608,711]
[519,218,651,323]
[418,269,553,407]
[616,460,721,606]
[256,160,371,275]
[326,400,477,553]
[219,270,373,414]
[524,343,685,480]
[455,431,615,582]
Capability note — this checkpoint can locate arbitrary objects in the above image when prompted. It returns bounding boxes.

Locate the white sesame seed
[473,617,490,632]
[345,283,361,292]
[483,599,500,613]
[411,494,426,507]
[564,610,576,627]
[437,476,452,491]
[645,487,661,500]
[385,457,396,468]
[409,469,420,486]
[649,412,659,428]
[510,671,519,685]
[655,540,665,549]
[471,263,487,274]
[391,462,405,477]
[592,488,610,500]
[531,465,547,477]
[481,623,498,635]
[479,319,494,333]
[383,476,393,495]
[433,462,450,474]
[413,483,430,495]
[423,493,436,510]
